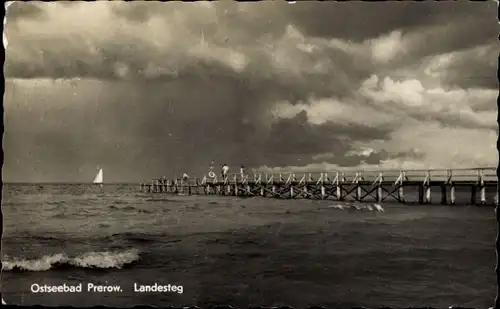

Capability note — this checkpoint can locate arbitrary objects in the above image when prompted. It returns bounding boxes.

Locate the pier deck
[140,167,498,206]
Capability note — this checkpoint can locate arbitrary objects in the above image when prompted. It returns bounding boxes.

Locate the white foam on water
[2,248,140,272]
[328,203,385,212]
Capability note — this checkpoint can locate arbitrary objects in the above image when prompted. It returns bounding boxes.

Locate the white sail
[93,168,103,184]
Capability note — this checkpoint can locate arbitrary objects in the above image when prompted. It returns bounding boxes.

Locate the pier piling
[376,172,383,203]
[470,185,477,205]
[450,185,456,205]
[418,185,423,204]
[479,170,486,205]
[441,185,447,205]
[423,171,431,204]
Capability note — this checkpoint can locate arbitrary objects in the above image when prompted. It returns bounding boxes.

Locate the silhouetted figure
[222,164,229,181]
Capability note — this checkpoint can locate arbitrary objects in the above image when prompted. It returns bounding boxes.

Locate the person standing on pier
[222,164,229,181]
[240,165,245,181]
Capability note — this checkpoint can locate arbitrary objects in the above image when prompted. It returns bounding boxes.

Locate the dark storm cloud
[258,111,392,168]
[406,16,498,62]
[264,111,350,156]
[4,2,373,109]
[110,1,290,40]
[281,1,487,40]
[111,1,494,43]
[424,113,497,131]
[334,151,388,168]
[310,148,425,168]
[4,72,351,181]
[115,1,498,70]
[438,44,499,90]
[5,1,494,85]
[3,1,498,182]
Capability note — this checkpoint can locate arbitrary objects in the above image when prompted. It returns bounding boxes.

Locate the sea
[1,184,496,308]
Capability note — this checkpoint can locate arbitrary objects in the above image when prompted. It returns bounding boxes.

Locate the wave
[109,205,136,211]
[108,205,154,214]
[113,199,130,205]
[2,249,140,272]
[7,230,166,246]
[45,201,67,206]
[108,232,155,243]
[52,212,68,219]
[145,198,184,203]
[137,208,154,214]
[30,235,62,242]
[328,203,385,212]
[79,209,101,216]
[51,209,100,219]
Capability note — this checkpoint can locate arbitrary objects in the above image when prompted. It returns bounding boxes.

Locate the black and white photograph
[2,0,498,307]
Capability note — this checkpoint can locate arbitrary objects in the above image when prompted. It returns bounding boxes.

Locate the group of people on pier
[177,163,246,184]
[209,164,245,181]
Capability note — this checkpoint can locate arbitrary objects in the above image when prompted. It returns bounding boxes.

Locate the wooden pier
[140,167,498,206]
[140,176,202,195]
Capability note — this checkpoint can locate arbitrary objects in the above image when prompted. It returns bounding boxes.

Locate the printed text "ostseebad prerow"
[31,283,184,294]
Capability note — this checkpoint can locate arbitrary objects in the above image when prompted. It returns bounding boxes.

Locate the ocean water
[1,184,496,307]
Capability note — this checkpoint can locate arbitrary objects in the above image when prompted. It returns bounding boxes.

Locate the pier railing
[200,167,497,185]
[139,176,201,194]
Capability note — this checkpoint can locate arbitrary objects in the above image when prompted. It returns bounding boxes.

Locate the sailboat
[93,168,103,187]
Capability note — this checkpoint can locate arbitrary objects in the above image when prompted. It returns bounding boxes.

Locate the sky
[3,1,499,183]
